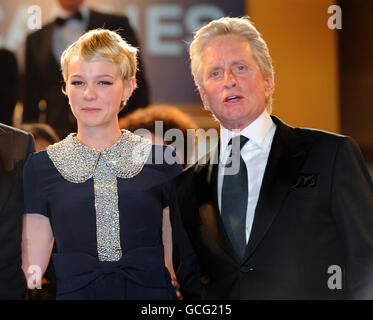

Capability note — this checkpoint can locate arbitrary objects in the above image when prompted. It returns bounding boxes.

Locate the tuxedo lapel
[41,23,59,70]
[0,128,14,172]
[0,128,16,213]
[243,116,313,261]
[87,10,104,31]
[87,9,96,31]
[197,143,240,261]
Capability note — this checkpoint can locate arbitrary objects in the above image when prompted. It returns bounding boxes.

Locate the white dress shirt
[218,110,277,243]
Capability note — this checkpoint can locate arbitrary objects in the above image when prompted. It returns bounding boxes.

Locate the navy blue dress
[23,144,182,300]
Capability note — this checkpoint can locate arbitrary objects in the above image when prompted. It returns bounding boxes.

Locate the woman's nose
[83,84,97,100]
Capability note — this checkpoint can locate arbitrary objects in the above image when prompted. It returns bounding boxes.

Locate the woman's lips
[81,107,100,113]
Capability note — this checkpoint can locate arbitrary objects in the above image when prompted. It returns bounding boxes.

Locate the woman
[22,29,181,300]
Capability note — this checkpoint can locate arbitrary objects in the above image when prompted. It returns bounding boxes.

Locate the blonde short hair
[189,16,274,113]
[61,28,138,85]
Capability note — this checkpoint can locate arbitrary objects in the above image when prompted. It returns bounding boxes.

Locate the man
[0,123,35,299]
[23,0,149,139]
[170,17,373,299]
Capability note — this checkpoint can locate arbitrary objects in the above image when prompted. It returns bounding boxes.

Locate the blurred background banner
[0,0,372,175]
[0,0,244,104]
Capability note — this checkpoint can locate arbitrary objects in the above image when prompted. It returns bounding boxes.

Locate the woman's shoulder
[24,150,52,176]
[26,149,49,164]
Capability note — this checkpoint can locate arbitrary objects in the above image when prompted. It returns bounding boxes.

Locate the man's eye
[237,65,246,71]
[210,71,221,78]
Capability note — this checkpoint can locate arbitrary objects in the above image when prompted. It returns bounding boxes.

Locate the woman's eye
[71,81,84,86]
[98,81,113,86]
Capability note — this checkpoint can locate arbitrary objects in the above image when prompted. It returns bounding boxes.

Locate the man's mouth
[224,95,243,103]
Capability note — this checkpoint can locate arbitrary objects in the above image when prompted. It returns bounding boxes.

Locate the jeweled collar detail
[47,130,152,183]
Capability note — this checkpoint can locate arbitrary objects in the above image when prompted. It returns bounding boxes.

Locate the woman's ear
[122,77,136,101]
[61,81,67,96]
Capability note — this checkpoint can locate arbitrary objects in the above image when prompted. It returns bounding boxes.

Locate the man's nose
[224,71,237,88]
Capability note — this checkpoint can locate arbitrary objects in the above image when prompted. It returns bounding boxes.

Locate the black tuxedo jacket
[170,116,373,299]
[0,123,34,299]
[23,9,149,139]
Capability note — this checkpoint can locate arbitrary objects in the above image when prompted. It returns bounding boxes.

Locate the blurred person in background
[119,104,199,168]
[0,49,19,126]
[21,123,60,152]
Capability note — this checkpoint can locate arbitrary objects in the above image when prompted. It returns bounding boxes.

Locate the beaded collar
[47,130,152,261]
[47,130,152,183]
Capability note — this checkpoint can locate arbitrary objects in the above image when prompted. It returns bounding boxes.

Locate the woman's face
[65,55,134,131]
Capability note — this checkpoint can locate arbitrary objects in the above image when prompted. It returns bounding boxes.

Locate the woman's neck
[76,124,122,151]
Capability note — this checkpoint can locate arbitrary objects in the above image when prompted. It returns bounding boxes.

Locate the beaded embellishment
[47,130,152,261]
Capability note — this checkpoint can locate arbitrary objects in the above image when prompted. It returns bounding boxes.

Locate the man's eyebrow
[206,65,222,73]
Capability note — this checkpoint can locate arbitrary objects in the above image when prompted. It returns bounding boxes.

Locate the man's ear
[199,87,211,111]
[264,75,274,97]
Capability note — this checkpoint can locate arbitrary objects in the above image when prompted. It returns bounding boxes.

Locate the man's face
[199,34,274,131]
[58,0,84,13]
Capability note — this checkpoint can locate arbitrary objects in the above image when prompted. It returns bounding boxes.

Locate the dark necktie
[221,135,249,259]
[55,11,83,26]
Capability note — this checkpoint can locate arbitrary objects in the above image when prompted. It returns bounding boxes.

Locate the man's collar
[220,110,274,152]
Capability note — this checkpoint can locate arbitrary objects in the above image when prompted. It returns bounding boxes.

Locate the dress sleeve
[23,153,49,217]
[161,146,183,209]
